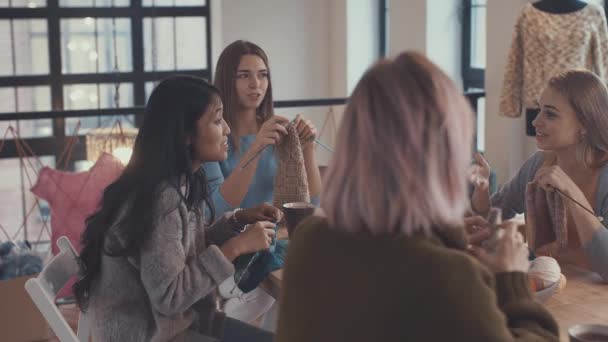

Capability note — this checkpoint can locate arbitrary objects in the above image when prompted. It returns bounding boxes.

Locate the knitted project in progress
[272,123,310,207]
[525,155,568,252]
[234,124,311,293]
[525,182,568,251]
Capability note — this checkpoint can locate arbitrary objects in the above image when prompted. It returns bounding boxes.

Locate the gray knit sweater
[492,152,608,281]
[88,184,239,341]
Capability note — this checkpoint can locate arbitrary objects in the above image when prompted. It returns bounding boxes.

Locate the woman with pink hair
[276,52,559,342]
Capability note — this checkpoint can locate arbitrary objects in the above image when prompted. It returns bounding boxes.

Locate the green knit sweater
[276,216,559,342]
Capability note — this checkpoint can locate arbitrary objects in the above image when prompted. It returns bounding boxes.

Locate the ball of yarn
[529,256,561,290]
[557,273,567,291]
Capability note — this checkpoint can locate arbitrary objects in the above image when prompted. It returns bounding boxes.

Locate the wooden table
[544,264,608,341]
[263,265,608,341]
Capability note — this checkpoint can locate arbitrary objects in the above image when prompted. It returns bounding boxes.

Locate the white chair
[25,236,91,342]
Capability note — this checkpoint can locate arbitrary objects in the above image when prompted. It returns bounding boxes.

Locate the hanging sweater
[500,3,608,118]
[88,184,239,342]
[277,216,559,342]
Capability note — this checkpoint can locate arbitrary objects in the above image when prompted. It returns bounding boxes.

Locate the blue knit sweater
[203,135,319,216]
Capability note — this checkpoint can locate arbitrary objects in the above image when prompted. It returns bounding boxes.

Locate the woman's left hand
[533,165,578,196]
[294,114,317,150]
[236,203,283,224]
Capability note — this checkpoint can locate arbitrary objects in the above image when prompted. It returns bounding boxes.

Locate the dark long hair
[74,75,219,310]
[214,40,274,149]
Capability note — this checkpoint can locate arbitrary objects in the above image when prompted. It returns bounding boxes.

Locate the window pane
[0,86,51,113]
[0,155,54,242]
[143,0,205,5]
[0,19,49,76]
[0,0,46,7]
[64,83,134,134]
[61,18,132,74]
[470,4,486,68]
[0,86,52,138]
[145,81,159,102]
[64,83,133,110]
[60,0,129,6]
[66,114,135,135]
[144,17,207,71]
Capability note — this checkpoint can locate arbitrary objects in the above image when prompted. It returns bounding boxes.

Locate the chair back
[25,236,91,342]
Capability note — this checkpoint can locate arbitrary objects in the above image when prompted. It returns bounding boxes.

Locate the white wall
[485,0,535,185]
[386,0,462,86]
[213,0,381,165]
[426,0,463,87]
[219,0,332,100]
[347,0,379,93]
[387,0,427,56]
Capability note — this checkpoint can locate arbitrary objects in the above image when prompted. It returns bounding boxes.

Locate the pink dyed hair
[321,52,474,236]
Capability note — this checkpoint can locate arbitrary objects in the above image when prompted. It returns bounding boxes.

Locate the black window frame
[0,0,212,162]
[461,0,485,90]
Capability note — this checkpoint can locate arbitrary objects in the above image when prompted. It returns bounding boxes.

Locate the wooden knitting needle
[240,118,333,170]
[552,186,604,222]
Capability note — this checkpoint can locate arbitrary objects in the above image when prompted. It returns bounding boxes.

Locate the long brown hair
[213,40,274,149]
[322,52,474,237]
[546,70,608,168]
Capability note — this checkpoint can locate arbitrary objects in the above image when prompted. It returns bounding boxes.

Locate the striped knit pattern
[272,124,310,208]
[500,3,608,118]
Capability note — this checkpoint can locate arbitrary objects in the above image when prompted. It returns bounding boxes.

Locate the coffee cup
[282,202,315,238]
[569,324,608,342]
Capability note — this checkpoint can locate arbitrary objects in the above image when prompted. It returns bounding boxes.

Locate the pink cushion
[31,153,124,298]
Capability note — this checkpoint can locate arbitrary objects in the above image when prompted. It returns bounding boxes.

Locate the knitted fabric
[500,3,608,118]
[272,124,310,207]
[234,239,288,293]
[232,124,310,293]
[524,154,568,252]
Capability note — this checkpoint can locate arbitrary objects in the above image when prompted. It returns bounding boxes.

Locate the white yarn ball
[529,256,561,289]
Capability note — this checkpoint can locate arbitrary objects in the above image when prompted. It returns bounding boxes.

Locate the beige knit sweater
[500,3,608,118]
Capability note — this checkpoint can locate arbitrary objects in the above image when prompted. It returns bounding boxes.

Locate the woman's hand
[469,222,530,274]
[252,115,290,151]
[294,114,318,150]
[220,221,276,261]
[464,215,492,246]
[533,165,578,197]
[469,152,490,191]
[236,203,283,224]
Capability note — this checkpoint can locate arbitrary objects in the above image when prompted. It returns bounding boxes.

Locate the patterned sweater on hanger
[500,3,608,118]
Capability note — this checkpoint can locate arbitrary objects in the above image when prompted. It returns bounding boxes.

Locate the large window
[462,0,485,90]
[0,0,211,243]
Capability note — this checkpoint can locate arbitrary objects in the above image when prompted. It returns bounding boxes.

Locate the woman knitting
[471,70,608,282]
[276,52,560,341]
[74,76,277,341]
[203,40,323,329]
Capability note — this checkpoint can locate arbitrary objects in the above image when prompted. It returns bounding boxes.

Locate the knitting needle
[229,223,280,294]
[240,118,333,169]
[552,187,604,222]
[230,251,260,294]
[239,118,297,170]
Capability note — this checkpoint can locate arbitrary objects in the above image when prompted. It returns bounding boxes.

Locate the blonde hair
[321,52,474,237]
[547,70,608,168]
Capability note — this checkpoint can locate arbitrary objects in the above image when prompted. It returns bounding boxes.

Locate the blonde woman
[472,70,608,281]
[276,52,559,341]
